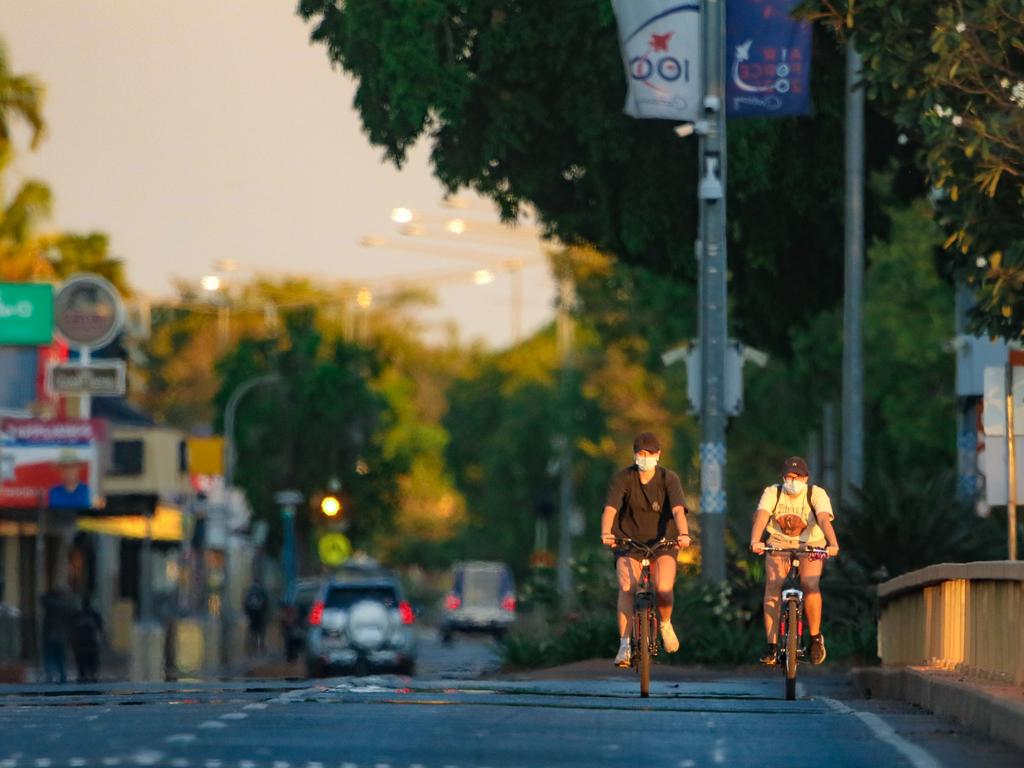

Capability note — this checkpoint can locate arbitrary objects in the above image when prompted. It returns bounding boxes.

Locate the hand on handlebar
[826,544,839,558]
[600,533,617,548]
[750,541,766,555]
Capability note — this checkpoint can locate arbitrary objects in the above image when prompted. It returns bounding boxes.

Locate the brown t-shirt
[605,465,687,544]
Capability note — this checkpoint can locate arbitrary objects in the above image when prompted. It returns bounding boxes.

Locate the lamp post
[221,372,281,665]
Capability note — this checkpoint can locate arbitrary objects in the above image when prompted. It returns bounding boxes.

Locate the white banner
[612,1,702,121]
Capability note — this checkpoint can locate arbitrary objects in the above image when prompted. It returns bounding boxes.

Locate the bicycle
[760,545,828,700]
[615,537,677,698]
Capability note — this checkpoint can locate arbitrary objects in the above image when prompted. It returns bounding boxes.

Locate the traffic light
[320,494,342,518]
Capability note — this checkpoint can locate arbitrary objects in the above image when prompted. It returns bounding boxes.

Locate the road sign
[47,361,126,396]
[982,366,1024,436]
[53,274,124,350]
[0,283,53,345]
[318,532,352,566]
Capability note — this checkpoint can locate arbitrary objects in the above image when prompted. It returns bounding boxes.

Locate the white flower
[955,21,967,33]
[897,133,909,145]
[976,256,988,269]
[1001,78,1011,89]
[1012,82,1024,108]
[952,115,964,126]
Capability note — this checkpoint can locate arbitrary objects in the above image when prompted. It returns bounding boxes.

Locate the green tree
[297,2,914,355]
[804,0,1024,336]
[0,40,44,167]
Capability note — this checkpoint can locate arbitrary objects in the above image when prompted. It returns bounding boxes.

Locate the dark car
[305,575,418,677]
[440,561,516,643]
[281,578,320,662]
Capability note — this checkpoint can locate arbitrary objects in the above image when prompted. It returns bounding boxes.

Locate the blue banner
[726,0,812,118]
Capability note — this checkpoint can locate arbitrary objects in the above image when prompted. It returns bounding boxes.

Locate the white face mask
[635,454,659,472]
[783,478,807,495]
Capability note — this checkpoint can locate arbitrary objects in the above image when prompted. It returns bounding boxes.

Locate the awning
[77,504,184,542]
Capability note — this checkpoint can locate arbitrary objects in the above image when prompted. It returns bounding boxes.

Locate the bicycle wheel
[784,599,799,700]
[638,607,652,698]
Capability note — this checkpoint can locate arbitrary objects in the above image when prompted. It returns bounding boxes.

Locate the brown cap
[781,456,810,477]
[633,432,661,453]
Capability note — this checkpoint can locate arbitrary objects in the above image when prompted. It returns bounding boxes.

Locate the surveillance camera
[703,95,721,113]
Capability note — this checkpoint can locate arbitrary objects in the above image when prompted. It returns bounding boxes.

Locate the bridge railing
[877,561,1024,685]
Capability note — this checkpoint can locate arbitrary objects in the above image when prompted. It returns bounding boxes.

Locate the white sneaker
[614,638,631,667]
[660,622,680,653]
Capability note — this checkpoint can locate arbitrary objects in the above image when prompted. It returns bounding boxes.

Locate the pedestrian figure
[40,588,70,684]
[72,595,104,683]
[243,580,269,654]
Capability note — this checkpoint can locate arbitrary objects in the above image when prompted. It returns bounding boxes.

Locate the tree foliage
[297,1,914,355]
[805,0,1024,335]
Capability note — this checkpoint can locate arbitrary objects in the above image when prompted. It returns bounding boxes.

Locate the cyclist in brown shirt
[600,432,691,667]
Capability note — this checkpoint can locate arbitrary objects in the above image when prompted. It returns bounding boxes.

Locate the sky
[0,0,556,348]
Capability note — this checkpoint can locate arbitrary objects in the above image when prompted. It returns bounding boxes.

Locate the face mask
[783,479,807,495]
[635,454,659,472]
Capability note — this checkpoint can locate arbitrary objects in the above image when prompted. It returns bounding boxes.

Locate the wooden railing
[877,561,1024,685]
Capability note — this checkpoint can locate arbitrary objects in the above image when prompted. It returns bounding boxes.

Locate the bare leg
[615,556,641,637]
[763,553,788,643]
[652,553,677,624]
[800,557,825,635]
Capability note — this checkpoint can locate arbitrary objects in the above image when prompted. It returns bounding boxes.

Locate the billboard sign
[0,283,53,345]
[53,274,124,350]
[0,419,105,509]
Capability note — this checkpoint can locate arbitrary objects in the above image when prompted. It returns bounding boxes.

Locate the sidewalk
[851,666,1024,753]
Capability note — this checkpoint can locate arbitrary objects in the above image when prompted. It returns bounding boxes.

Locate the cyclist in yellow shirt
[749,456,840,665]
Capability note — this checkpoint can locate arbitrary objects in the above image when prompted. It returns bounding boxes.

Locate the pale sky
[0,0,555,348]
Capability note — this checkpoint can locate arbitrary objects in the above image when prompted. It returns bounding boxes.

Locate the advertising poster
[0,419,105,509]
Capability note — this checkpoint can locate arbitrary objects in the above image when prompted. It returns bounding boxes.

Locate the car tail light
[308,600,324,626]
[445,594,461,611]
[399,601,415,625]
[501,594,516,612]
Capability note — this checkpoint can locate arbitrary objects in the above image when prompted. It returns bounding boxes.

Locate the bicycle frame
[616,538,675,698]
[762,546,827,700]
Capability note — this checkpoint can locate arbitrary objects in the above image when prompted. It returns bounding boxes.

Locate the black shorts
[613,545,679,561]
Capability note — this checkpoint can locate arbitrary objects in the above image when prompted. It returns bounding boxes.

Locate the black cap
[633,432,661,453]
[781,456,810,477]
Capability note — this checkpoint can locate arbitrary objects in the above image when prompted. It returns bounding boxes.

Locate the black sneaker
[809,634,827,665]
[760,643,778,665]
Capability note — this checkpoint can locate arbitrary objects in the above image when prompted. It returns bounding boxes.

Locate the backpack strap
[772,483,818,521]
[771,484,782,514]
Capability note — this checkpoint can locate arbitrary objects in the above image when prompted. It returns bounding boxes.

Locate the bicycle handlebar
[613,537,680,556]
[760,545,829,560]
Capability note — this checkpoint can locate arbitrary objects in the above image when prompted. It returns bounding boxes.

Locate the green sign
[0,283,54,345]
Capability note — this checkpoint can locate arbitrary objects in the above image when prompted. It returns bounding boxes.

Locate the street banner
[0,418,105,509]
[612,1,702,121]
[726,0,813,118]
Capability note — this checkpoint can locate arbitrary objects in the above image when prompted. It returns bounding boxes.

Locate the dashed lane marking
[164,736,196,745]
[243,704,268,711]
[69,760,87,768]
[198,721,227,730]
[170,760,190,768]
[33,759,51,767]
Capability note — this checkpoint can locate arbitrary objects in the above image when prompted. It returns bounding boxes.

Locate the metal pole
[282,504,296,599]
[697,0,728,584]
[556,274,575,605]
[1006,361,1018,560]
[842,43,865,505]
[221,372,280,666]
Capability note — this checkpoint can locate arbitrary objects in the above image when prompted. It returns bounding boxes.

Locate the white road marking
[306,763,323,768]
[239,762,256,768]
[102,760,121,767]
[273,762,290,768]
[70,760,87,768]
[679,761,696,768]
[0,760,17,768]
[34,759,51,768]
[822,697,942,768]
[220,713,247,720]
[341,763,359,768]
[199,721,227,730]
[243,703,268,711]
[204,760,222,768]
[131,751,163,766]
[164,736,196,745]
